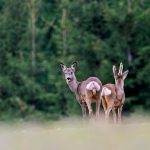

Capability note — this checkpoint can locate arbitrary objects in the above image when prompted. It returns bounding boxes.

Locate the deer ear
[71,62,77,72]
[123,70,129,80]
[60,63,67,72]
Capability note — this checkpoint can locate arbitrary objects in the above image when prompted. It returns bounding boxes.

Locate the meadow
[0,115,150,150]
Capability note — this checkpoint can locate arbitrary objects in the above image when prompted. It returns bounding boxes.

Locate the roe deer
[101,62,128,123]
[60,62,102,119]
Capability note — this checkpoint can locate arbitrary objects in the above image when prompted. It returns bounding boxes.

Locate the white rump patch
[101,87,111,96]
[86,81,101,91]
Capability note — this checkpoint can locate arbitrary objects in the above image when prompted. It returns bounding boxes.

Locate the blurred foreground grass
[0,116,150,150]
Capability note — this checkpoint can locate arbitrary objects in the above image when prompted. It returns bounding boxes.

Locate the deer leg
[112,108,117,124]
[103,96,113,122]
[81,102,86,119]
[102,97,110,122]
[96,99,101,120]
[86,99,93,119]
[118,106,123,123]
[102,97,107,112]
[105,107,112,122]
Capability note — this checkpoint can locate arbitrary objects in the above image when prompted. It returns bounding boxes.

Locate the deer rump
[86,81,101,95]
[101,87,112,96]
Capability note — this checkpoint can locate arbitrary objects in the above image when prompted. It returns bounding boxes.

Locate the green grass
[0,116,150,150]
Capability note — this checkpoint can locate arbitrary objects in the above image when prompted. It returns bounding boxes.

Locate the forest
[0,0,150,121]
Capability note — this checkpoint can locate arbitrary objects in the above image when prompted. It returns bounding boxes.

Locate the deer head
[112,62,129,88]
[60,62,77,84]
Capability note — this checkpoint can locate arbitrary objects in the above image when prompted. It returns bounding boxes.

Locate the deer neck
[115,80,124,90]
[67,75,81,102]
[67,76,79,94]
[115,81,124,100]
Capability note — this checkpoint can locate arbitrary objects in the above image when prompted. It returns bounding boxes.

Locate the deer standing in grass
[101,63,128,123]
[60,62,102,120]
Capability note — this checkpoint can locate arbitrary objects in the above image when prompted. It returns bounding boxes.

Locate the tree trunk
[62,0,67,57]
[127,0,133,65]
[31,0,36,70]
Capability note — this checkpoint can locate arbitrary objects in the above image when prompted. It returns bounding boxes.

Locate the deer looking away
[60,62,102,120]
[101,63,128,123]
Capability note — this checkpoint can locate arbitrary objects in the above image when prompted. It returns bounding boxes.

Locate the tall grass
[0,116,150,150]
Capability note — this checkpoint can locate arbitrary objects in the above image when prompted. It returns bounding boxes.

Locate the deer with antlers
[60,62,102,120]
[101,63,128,123]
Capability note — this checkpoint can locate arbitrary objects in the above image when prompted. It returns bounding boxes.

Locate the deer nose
[67,77,71,80]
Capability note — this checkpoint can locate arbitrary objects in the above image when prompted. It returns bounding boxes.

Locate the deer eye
[71,72,73,74]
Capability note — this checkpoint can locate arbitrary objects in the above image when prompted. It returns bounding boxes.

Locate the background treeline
[0,0,150,121]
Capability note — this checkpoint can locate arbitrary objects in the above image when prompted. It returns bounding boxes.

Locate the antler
[112,65,117,76]
[119,62,123,75]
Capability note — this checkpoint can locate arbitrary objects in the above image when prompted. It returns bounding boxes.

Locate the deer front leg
[118,106,123,123]
[81,102,86,119]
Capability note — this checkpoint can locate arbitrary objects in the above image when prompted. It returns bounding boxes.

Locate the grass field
[0,116,150,150]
